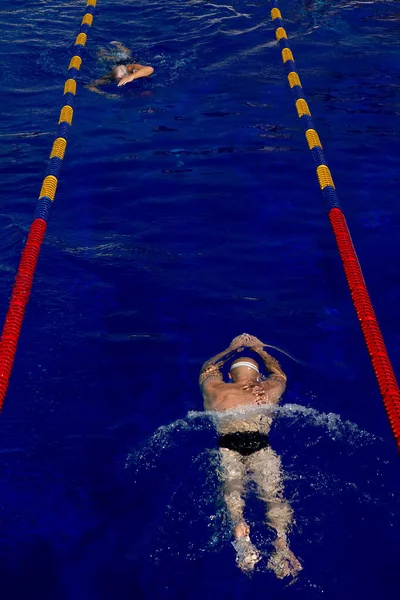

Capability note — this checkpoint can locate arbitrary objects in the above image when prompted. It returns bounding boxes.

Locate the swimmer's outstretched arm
[117,64,154,87]
[199,334,249,387]
[228,334,286,380]
[252,347,287,404]
[199,347,230,387]
[253,348,287,382]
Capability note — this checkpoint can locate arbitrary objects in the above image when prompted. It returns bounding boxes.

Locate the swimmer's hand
[245,334,264,348]
[229,334,251,350]
[117,65,154,86]
[230,333,264,350]
[117,74,135,86]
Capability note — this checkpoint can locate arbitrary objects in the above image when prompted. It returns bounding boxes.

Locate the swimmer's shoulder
[261,374,286,404]
[205,382,246,411]
[202,380,232,409]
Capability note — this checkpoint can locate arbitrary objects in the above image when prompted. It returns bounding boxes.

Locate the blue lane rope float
[268,0,400,450]
[0,0,97,408]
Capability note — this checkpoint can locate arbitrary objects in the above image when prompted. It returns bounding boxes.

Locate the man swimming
[87,41,154,95]
[199,333,302,577]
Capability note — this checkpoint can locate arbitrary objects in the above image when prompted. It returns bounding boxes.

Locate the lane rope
[0,0,97,410]
[268,0,400,450]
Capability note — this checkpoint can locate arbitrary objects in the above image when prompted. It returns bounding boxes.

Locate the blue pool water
[1,0,400,598]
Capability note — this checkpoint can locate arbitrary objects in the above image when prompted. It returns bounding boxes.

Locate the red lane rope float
[0,220,47,402]
[0,0,97,411]
[330,209,400,442]
[269,0,400,449]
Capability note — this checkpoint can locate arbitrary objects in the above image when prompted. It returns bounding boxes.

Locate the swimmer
[199,333,302,577]
[87,41,154,95]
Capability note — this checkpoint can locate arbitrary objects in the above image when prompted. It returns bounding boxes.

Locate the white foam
[125,400,385,569]
[125,402,378,473]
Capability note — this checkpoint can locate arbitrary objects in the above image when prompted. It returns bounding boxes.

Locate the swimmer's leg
[219,448,260,572]
[247,446,302,579]
[219,447,246,527]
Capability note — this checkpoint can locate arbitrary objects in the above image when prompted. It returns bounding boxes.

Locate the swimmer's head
[229,357,260,382]
[112,64,129,80]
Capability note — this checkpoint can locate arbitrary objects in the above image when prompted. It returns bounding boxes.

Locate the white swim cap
[230,361,259,373]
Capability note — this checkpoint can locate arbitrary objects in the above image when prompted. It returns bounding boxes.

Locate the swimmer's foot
[234,520,250,540]
[268,537,302,579]
[232,521,261,573]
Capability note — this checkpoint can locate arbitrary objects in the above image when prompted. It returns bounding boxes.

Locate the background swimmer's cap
[112,65,129,79]
[230,361,259,373]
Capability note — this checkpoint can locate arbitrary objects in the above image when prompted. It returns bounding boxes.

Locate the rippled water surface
[1,1,400,599]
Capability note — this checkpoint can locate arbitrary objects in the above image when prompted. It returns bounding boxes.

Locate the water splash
[125,411,215,471]
[125,402,389,573]
[125,402,379,472]
[274,402,380,447]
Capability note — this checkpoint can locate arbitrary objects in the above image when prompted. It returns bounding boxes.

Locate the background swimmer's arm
[99,42,132,62]
[86,74,112,95]
[110,41,132,57]
[97,47,108,59]
[117,65,154,86]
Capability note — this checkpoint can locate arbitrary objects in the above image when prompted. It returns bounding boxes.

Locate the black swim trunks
[219,431,270,456]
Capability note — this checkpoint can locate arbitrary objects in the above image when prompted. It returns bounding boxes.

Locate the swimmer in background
[87,41,154,95]
[199,333,302,577]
